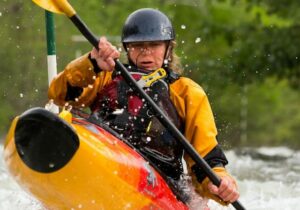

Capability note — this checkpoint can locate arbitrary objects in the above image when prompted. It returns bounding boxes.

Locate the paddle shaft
[69,14,245,210]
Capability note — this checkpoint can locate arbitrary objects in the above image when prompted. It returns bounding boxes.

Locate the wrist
[88,53,102,74]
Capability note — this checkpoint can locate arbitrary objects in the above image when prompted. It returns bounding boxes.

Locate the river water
[1,144,299,210]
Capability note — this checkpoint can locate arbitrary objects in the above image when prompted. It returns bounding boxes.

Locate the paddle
[32,1,246,209]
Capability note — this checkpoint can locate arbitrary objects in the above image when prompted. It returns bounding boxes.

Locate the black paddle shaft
[70,14,245,210]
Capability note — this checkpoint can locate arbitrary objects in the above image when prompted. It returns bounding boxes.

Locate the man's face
[127,41,167,71]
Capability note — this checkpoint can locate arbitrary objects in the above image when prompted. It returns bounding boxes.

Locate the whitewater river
[1,144,300,210]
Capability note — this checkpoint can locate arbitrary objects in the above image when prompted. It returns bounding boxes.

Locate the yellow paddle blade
[32,0,76,17]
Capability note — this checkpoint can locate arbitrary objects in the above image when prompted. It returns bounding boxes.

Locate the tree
[0,0,299,147]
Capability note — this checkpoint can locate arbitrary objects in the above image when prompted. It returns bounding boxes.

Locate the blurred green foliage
[0,0,299,147]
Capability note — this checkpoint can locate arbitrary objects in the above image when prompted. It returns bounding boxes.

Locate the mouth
[139,61,154,69]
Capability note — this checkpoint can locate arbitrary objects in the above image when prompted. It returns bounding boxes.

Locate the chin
[138,66,155,71]
[144,68,155,71]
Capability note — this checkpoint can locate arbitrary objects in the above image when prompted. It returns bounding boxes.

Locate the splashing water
[44,99,60,113]
[1,144,300,210]
[195,37,201,43]
[177,174,209,210]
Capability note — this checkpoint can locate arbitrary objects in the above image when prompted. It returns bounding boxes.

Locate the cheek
[155,50,166,61]
[128,51,137,61]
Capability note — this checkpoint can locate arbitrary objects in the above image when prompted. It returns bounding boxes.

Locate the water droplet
[195,37,201,43]
[66,105,73,112]
[19,93,24,98]
[19,149,25,155]
[181,25,186,29]
[45,99,55,110]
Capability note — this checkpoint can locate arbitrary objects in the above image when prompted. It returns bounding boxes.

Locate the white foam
[1,145,300,210]
[0,145,44,210]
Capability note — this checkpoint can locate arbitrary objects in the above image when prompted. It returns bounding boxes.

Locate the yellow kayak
[3,107,188,210]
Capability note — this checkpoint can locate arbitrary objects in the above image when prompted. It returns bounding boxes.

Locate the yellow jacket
[48,53,236,205]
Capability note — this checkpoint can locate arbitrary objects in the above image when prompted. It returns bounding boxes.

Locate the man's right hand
[90,36,120,71]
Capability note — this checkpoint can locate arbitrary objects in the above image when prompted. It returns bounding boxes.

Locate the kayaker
[48,8,240,206]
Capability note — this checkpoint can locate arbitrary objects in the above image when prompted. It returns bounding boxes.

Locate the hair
[168,40,183,75]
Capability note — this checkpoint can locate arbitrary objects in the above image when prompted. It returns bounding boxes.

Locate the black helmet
[122,8,175,44]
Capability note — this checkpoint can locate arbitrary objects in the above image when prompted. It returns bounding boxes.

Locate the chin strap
[163,41,172,68]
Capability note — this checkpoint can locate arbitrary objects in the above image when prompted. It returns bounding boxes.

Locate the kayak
[3,107,188,210]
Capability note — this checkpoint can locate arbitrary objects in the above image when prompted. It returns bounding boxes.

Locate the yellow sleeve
[48,53,112,107]
[169,77,218,157]
[170,77,234,204]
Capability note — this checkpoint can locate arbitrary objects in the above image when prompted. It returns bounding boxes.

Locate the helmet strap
[163,41,172,68]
